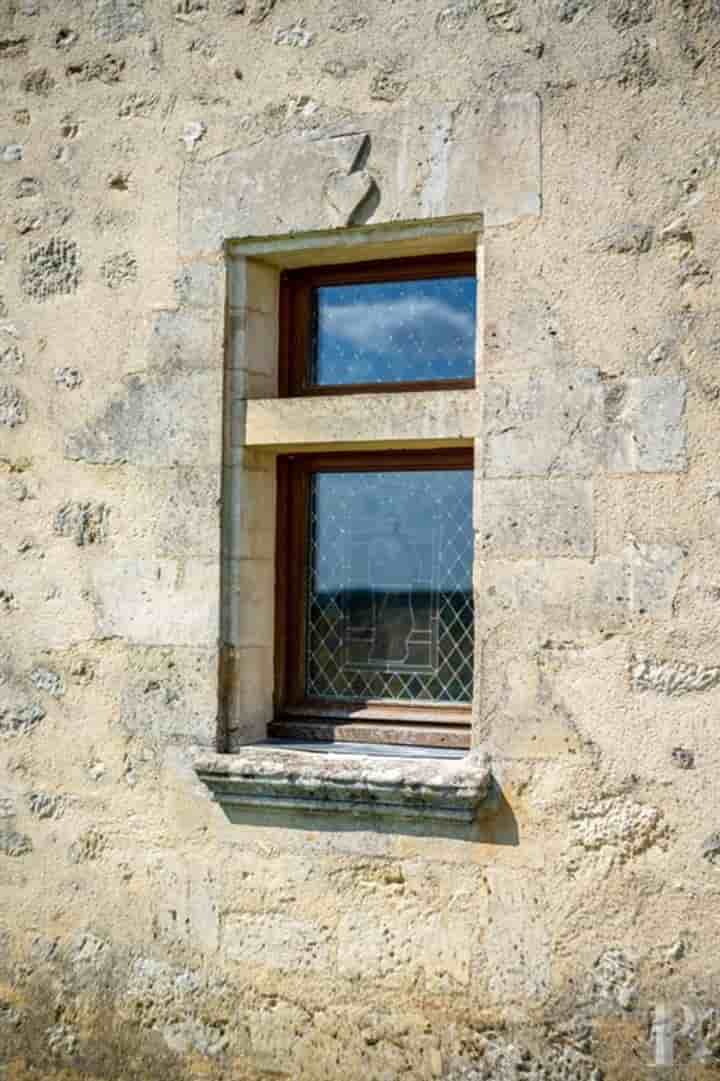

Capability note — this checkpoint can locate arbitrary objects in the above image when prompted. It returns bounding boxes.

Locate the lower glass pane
[305,469,474,704]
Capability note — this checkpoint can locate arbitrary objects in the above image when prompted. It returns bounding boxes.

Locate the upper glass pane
[311,275,476,386]
[306,468,474,704]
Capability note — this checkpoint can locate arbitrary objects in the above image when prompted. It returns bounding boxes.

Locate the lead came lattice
[305,469,474,704]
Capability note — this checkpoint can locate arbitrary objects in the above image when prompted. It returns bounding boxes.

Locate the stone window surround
[193,213,495,822]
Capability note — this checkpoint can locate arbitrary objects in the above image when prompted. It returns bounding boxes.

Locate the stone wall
[2,1,720,1078]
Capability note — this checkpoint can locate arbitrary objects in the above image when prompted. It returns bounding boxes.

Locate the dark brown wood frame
[278,252,477,398]
[272,448,473,749]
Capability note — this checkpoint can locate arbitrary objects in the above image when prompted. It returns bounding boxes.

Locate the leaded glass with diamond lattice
[305,469,474,704]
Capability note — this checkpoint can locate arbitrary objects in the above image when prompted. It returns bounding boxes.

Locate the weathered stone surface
[1,5,719,1079]
[15,176,41,199]
[484,371,604,477]
[480,542,683,629]
[179,95,540,255]
[0,340,24,374]
[94,0,145,41]
[592,948,639,1010]
[30,666,65,696]
[54,500,109,546]
[671,746,695,769]
[447,1034,603,1081]
[22,237,80,300]
[65,369,221,467]
[480,478,593,557]
[90,559,219,647]
[339,900,475,989]
[28,791,67,819]
[20,67,54,95]
[632,656,720,695]
[120,647,216,744]
[629,541,685,618]
[702,833,720,864]
[483,868,551,1003]
[66,53,125,83]
[224,912,333,971]
[0,829,33,857]
[273,19,314,47]
[146,309,218,371]
[0,384,28,427]
[69,827,107,863]
[567,797,668,869]
[0,702,45,737]
[606,376,687,473]
[174,261,223,310]
[244,389,480,448]
[594,223,653,255]
[195,746,492,821]
[54,365,82,388]
[101,251,138,289]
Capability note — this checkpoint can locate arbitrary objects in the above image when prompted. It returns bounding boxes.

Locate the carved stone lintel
[194,745,493,823]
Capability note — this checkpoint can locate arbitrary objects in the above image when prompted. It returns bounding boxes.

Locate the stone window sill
[193,743,493,824]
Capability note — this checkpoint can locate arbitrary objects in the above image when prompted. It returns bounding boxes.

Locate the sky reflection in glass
[312,275,476,386]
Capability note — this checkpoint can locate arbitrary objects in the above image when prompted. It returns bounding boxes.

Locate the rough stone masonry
[1,1,720,1079]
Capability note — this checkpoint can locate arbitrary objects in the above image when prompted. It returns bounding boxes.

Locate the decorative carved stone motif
[321,132,378,226]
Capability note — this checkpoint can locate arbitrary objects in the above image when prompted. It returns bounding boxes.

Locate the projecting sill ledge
[193,743,494,823]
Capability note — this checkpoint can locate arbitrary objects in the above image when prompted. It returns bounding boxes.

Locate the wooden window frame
[272,448,473,750]
[278,251,477,398]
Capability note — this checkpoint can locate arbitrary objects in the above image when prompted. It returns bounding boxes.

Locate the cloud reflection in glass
[312,275,476,386]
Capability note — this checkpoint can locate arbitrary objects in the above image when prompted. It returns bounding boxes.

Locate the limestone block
[65,369,222,467]
[479,478,593,557]
[479,556,624,632]
[484,285,572,373]
[179,96,541,256]
[338,901,477,990]
[606,376,687,473]
[243,390,480,449]
[223,912,335,973]
[483,370,605,477]
[146,309,220,371]
[90,559,219,647]
[479,543,684,631]
[113,467,222,560]
[175,260,224,310]
[143,849,221,954]
[120,648,217,744]
[0,560,96,650]
[626,540,685,619]
[481,868,551,1003]
[94,0,146,41]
